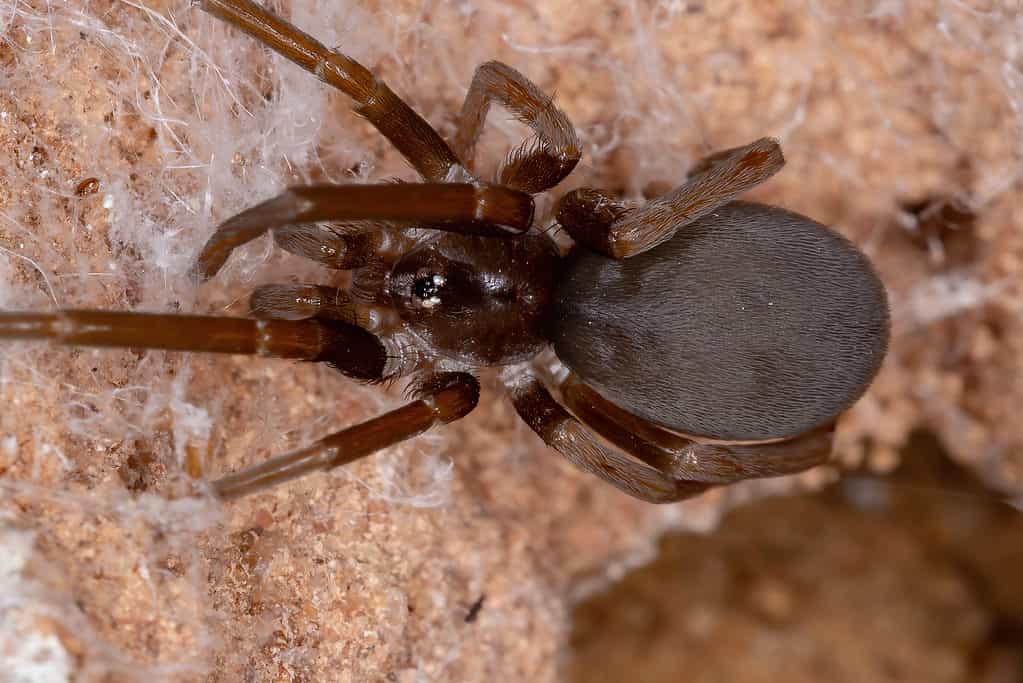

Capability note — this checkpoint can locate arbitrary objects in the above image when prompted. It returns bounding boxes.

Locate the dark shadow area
[570,430,1023,683]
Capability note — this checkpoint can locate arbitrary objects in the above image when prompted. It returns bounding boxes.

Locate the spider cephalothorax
[0,0,889,504]
[388,233,560,367]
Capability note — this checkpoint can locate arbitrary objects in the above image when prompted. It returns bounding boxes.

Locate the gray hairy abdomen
[550,201,890,441]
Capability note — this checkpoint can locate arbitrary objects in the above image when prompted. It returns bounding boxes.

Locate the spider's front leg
[212,372,479,500]
[0,310,388,382]
[0,307,481,499]
[556,137,784,258]
[200,0,460,181]
[249,283,359,323]
[270,223,382,272]
[190,183,534,281]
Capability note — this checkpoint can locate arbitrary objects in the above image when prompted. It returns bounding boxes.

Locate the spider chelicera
[0,0,889,503]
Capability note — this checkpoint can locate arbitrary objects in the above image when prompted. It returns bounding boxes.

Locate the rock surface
[0,0,1020,680]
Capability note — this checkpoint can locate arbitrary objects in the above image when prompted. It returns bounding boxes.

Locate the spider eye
[412,271,446,308]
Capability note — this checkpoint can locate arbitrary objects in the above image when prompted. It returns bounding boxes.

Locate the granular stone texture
[0,0,1021,681]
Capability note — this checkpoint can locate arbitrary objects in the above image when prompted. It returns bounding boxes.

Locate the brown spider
[0,0,889,503]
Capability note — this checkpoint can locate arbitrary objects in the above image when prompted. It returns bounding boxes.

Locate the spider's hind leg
[507,372,708,503]
[557,374,834,486]
[507,370,834,504]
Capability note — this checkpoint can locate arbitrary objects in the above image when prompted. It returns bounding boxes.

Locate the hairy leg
[454,61,581,193]
[249,284,359,324]
[212,372,479,500]
[559,374,834,485]
[200,0,461,181]
[271,223,382,271]
[508,373,709,503]
[190,183,533,280]
[0,310,388,382]
[556,137,784,258]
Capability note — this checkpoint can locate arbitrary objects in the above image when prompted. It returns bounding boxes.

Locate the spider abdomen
[550,201,890,441]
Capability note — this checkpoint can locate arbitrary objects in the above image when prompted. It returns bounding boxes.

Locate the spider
[0,0,889,503]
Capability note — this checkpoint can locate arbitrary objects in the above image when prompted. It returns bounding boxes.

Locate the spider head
[388,232,560,367]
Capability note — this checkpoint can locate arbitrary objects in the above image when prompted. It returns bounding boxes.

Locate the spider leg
[454,61,581,193]
[553,187,629,249]
[508,373,709,503]
[211,372,479,500]
[272,223,382,271]
[250,283,359,324]
[190,183,533,280]
[200,0,460,181]
[0,310,387,382]
[555,137,784,258]
[558,374,834,485]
